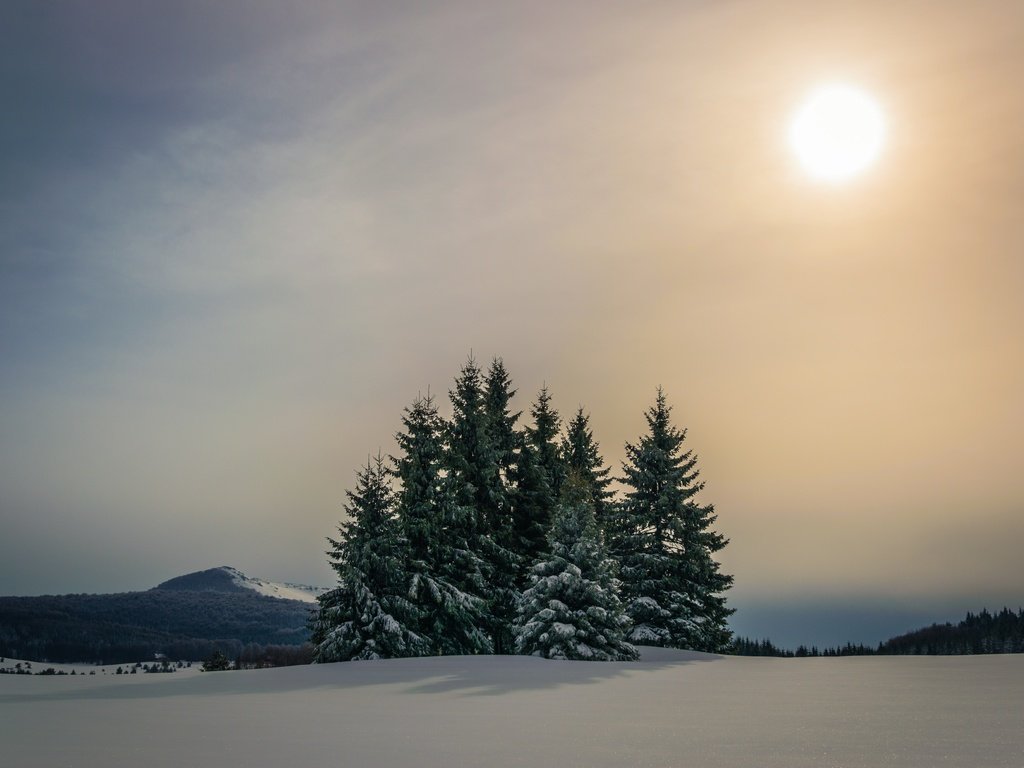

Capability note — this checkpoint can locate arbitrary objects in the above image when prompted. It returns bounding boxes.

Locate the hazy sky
[2,1,1021,646]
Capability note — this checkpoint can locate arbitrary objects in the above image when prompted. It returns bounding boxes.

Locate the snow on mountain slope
[155,566,328,603]
[220,567,329,604]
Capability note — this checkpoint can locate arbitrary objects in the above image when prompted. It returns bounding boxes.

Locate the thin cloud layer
[1,1,1021,643]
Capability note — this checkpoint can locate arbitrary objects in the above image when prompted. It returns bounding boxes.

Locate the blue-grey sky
[2,1,1022,647]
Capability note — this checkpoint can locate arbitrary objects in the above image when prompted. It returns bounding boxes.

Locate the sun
[789,84,886,184]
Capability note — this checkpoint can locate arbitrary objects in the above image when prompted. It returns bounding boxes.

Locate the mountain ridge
[154,565,329,603]
[0,566,326,663]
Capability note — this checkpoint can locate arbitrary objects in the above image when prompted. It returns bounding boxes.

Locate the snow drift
[2,648,1023,767]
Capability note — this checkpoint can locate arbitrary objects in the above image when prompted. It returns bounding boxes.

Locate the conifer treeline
[310,356,733,662]
[732,607,1024,657]
[730,637,875,657]
[879,608,1024,655]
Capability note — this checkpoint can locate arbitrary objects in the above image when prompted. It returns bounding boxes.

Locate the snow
[222,566,328,603]
[1,656,205,677]
[3,649,1023,767]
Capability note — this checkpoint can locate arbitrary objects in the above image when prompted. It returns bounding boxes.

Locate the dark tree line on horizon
[879,607,1024,655]
[310,356,734,662]
[732,607,1024,657]
[730,636,876,658]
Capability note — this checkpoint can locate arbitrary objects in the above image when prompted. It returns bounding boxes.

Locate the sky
[1,0,1022,648]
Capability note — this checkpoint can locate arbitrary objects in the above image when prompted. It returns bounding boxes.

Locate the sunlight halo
[789,84,886,184]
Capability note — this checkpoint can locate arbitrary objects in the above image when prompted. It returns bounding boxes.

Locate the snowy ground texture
[3,647,1023,768]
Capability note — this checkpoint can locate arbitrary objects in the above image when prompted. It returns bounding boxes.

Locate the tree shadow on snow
[399,648,723,696]
[0,648,723,703]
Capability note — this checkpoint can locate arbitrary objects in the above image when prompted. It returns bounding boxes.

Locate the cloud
[1,0,1022,610]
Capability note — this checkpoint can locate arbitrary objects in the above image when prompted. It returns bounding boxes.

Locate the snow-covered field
[2,648,1022,767]
[0,656,205,677]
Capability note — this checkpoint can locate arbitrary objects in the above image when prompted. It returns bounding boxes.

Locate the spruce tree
[393,394,492,655]
[484,358,521,487]
[480,358,525,653]
[509,439,553,584]
[614,389,734,651]
[445,356,498,538]
[513,472,637,661]
[561,407,614,534]
[511,387,564,571]
[311,455,428,661]
[525,386,565,498]
[446,356,518,653]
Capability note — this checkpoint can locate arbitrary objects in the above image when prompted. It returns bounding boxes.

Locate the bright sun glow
[789,84,886,183]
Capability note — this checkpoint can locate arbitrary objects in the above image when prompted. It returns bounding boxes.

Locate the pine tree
[311,455,428,661]
[561,407,614,533]
[613,389,734,651]
[446,356,518,653]
[513,472,637,661]
[393,394,492,655]
[509,439,553,583]
[526,386,565,497]
[511,387,565,571]
[481,358,525,653]
[484,358,521,488]
[445,356,496,542]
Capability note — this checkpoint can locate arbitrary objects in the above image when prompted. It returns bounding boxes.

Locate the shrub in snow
[201,651,230,672]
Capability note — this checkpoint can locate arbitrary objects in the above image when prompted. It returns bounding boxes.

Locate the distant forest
[733,607,1024,657]
[0,589,312,664]
[880,608,1024,655]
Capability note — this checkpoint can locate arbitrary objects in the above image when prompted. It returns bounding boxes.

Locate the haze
[1,1,1021,648]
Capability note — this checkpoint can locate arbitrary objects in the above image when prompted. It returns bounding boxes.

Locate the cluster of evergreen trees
[310,356,733,662]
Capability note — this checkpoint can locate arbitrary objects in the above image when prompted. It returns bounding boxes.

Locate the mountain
[155,566,329,603]
[0,567,328,664]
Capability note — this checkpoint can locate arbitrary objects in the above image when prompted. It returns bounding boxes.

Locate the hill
[733,606,1024,657]
[879,607,1024,655]
[0,567,321,664]
[154,566,251,594]
[156,565,328,603]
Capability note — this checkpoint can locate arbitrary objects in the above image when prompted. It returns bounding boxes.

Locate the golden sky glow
[1,1,1022,642]
[789,84,886,182]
